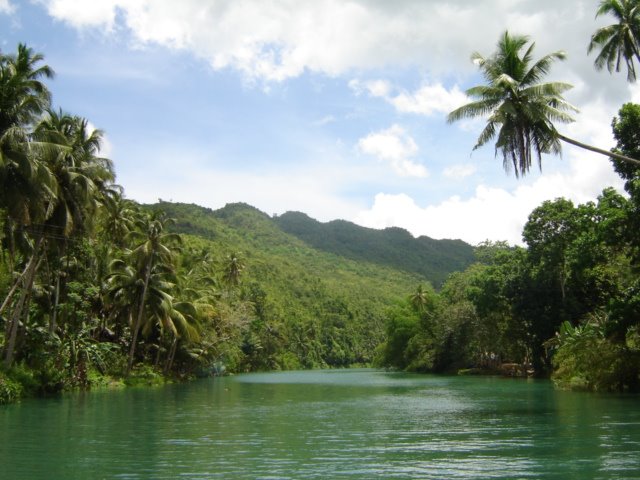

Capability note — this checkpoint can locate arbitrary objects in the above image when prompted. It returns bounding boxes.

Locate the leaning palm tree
[448,31,640,177]
[588,0,640,82]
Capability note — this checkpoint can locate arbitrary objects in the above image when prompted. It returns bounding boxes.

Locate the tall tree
[588,0,640,82]
[0,45,56,368]
[0,44,55,262]
[448,31,640,177]
[123,212,181,374]
[0,43,54,134]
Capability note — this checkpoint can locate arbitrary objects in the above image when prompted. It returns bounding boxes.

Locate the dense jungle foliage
[0,40,457,403]
[3,23,640,403]
[377,104,640,392]
[273,211,474,287]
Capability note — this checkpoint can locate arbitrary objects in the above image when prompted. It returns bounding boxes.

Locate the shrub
[551,321,640,392]
[0,371,23,404]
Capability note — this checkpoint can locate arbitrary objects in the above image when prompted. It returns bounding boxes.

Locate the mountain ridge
[273,209,475,287]
[152,201,475,288]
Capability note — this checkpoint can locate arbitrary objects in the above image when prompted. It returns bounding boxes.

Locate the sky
[1,0,638,245]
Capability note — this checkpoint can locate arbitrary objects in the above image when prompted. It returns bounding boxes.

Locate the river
[1,369,639,479]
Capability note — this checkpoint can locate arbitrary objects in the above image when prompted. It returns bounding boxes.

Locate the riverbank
[0,363,182,405]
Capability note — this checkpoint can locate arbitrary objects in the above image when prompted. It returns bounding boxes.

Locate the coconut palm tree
[34,110,115,237]
[588,0,640,82]
[0,44,55,266]
[222,252,244,288]
[0,45,56,368]
[30,111,115,334]
[410,284,432,314]
[448,31,640,178]
[0,43,54,134]
[123,211,181,374]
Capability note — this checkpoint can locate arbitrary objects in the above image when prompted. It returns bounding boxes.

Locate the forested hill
[274,211,474,287]
[140,200,440,370]
[156,202,474,288]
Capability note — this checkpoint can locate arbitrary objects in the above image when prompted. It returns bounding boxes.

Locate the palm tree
[0,44,56,368]
[588,0,640,82]
[410,284,432,314]
[0,43,54,134]
[0,44,55,267]
[123,211,181,374]
[34,110,115,237]
[222,252,244,288]
[31,111,115,334]
[448,31,640,177]
[99,191,137,248]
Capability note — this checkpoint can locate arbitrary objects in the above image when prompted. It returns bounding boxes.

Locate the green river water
[1,369,639,479]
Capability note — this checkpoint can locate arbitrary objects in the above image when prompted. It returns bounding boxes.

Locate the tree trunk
[50,241,68,334]
[126,257,153,376]
[50,272,61,333]
[3,246,41,369]
[0,256,36,316]
[164,337,178,375]
[558,133,640,166]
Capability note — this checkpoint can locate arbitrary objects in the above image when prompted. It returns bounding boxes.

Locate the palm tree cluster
[0,44,240,384]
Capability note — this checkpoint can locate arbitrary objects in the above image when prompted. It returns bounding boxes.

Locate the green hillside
[274,211,475,287]
[148,201,440,370]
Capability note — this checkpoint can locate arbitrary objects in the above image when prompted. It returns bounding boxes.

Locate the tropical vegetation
[3,0,640,403]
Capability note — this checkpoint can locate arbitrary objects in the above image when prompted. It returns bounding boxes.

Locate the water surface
[1,369,639,479]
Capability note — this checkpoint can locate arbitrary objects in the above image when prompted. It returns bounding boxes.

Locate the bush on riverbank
[0,371,22,404]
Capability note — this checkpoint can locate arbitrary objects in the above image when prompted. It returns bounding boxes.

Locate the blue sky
[1,0,637,244]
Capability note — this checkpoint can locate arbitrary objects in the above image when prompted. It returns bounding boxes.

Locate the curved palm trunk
[0,264,28,315]
[3,239,43,368]
[557,133,640,166]
[126,257,153,376]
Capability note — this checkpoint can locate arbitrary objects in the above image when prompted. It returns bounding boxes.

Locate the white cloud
[388,84,469,116]
[0,0,14,14]
[357,125,428,178]
[443,164,477,179]
[87,121,113,158]
[350,79,468,116]
[31,0,635,246]
[36,0,614,86]
[40,0,121,30]
[354,146,624,246]
[349,79,393,98]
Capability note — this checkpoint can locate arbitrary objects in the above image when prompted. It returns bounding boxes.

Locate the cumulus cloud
[35,0,618,89]
[357,125,428,178]
[0,0,16,15]
[0,0,14,14]
[389,84,469,115]
[354,149,624,246]
[32,0,635,245]
[350,79,468,116]
[39,0,121,30]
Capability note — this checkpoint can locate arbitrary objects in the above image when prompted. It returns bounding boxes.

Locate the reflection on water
[1,369,639,479]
